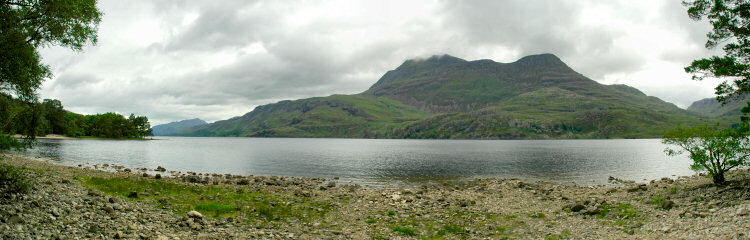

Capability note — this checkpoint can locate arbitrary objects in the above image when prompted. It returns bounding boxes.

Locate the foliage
[0,164,31,199]
[0,92,152,139]
[0,0,101,101]
[82,112,152,138]
[1,0,100,143]
[683,0,750,120]
[663,124,750,184]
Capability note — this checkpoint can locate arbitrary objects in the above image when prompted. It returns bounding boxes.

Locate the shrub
[0,134,23,150]
[663,124,750,184]
[0,164,31,199]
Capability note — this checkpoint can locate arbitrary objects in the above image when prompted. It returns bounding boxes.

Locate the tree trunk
[712,171,726,185]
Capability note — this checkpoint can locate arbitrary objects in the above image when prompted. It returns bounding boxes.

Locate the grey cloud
[39,0,721,124]
[50,73,102,90]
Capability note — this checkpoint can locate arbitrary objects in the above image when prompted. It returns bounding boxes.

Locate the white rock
[187,210,203,219]
[391,193,401,201]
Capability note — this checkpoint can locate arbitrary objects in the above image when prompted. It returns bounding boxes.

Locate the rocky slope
[2,153,749,239]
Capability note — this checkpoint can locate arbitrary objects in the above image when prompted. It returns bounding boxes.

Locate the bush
[663,124,750,185]
[0,164,31,199]
[0,134,23,150]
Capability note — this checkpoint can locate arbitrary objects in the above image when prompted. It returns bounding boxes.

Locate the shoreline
[11,134,156,140]
[1,152,749,239]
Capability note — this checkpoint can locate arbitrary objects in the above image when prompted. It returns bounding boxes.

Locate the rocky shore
[1,152,749,239]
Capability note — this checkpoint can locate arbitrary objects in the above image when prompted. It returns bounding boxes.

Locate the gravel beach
[1,152,749,239]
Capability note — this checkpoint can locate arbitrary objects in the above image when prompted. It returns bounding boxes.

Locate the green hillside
[179,54,723,139]
[184,95,428,138]
[152,118,207,136]
[687,95,750,118]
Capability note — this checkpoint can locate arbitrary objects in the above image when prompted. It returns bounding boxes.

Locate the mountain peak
[513,53,568,69]
[400,54,467,67]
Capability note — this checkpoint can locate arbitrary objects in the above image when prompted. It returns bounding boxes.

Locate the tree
[0,0,101,148]
[663,125,750,184]
[0,0,101,101]
[683,0,750,118]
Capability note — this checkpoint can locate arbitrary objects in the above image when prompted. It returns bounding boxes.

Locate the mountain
[152,118,208,136]
[687,95,749,118]
[179,54,718,139]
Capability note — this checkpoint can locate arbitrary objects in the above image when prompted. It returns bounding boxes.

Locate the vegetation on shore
[1,94,153,149]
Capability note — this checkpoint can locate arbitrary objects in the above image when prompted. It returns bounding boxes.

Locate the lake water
[17,137,694,186]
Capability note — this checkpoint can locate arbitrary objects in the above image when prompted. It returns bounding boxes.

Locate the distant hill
[687,95,749,118]
[152,118,207,136]
[180,54,719,139]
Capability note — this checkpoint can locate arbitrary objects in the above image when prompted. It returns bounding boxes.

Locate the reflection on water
[17,138,694,186]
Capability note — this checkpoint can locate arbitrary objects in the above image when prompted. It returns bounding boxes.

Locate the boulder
[661,200,675,210]
[187,210,203,219]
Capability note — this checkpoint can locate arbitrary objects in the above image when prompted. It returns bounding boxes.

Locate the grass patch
[596,202,642,233]
[529,212,546,218]
[443,223,465,234]
[366,218,377,224]
[392,226,415,236]
[82,176,331,222]
[647,195,665,207]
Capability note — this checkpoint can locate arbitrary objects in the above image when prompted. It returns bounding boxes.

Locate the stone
[585,206,601,215]
[7,214,23,224]
[187,210,203,219]
[391,193,401,201]
[88,189,103,197]
[103,206,115,214]
[326,181,336,188]
[115,231,125,239]
[142,173,149,177]
[128,191,138,198]
[661,200,675,210]
[156,166,167,172]
[737,207,749,216]
[155,174,162,179]
[109,197,118,203]
[571,204,585,212]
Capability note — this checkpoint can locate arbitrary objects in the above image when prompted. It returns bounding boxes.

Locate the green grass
[529,212,546,218]
[647,195,666,207]
[392,226,415,236]
[81,176,331,222]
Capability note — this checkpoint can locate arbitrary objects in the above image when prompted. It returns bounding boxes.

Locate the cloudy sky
[38,0,722,125]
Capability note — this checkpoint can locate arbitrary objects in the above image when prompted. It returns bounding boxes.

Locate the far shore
[11,134,155,140]
[2,152,749,239]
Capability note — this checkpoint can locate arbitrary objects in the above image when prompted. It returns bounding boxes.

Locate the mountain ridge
[178,53,719,139]
[152,118,208,136]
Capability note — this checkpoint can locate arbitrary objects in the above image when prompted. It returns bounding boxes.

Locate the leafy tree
[683,0,750,119]
[663,125,750,184]
[0,0,101,101]
[0,0,101,148]
[41,99,66,134]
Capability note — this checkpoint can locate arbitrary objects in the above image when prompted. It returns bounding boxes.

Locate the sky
[38,0,723,125]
